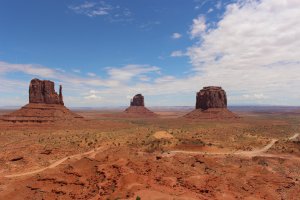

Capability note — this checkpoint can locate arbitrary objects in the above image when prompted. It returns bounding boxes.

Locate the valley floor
[0,109,299,199]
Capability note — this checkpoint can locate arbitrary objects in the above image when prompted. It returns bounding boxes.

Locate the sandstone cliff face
[29,79,64,105]
[196,86,227,110]
[130,94,144,107]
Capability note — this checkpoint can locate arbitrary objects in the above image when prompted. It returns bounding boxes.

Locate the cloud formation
[69,1,132,22]
[172,33,182,39]
[186,0,300,105]
[190,16,206,38]
[170,50,185,57]
[1,0,300,107]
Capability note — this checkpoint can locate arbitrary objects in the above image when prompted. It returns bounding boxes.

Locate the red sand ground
[0,108,299,199]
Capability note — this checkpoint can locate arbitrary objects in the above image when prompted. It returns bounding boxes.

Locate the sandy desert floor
[0,108,300,200]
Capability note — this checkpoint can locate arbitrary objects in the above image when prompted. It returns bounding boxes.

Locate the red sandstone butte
[0,79,82,123]
[29,79,64,105]
[130,94,145,107]
[185,86,238,119]
[196,86,227,110]
[124,94,157,117]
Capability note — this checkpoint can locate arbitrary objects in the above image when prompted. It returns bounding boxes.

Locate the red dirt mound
[184,108,238,119]
[0,103,83,123]
[124,106,158,118]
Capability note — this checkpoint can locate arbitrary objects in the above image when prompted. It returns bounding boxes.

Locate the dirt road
[4,146,106,178]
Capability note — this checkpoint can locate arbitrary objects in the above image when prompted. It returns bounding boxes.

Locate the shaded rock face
[196,86,227,110]
[130,94,144,107]
[29,79,64,105]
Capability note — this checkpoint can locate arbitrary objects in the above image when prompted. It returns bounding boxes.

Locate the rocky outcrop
[29,79,64,105]
[1,104,83,123]
[185,86,238,119]
[124,94,157,117]
[130,94,144,107]
[1,79,83,124]
[196,86,227,110]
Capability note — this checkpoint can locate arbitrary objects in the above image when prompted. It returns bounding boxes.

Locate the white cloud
[243,93,268,100]
[84,90,102,100]
[55,68,65,73]
[190,16,206,38]
[87,72,96,77]
[170,50,185,57]
[216,1,222,10]
[106,64,160,82]
[68,1,132,22]
[139,21,161,31]
[72,69,81,73]
[207,8,214,13]
[139,75,151,82]
[1,0,300,107]
[69,1,111,17]
[172,33,182,39]
[186,0,300,105]
[0,61,56,78]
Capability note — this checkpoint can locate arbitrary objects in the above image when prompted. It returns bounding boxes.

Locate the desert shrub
[144,139,170,153]
[180,139,205,146]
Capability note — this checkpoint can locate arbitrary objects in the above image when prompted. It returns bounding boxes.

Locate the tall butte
[184,86,238,119]
[124,94,157,117]
[1,79,83,123]
[29,79,64,105]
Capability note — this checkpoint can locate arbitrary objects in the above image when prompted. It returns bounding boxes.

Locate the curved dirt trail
[289,133,299,140]
[170,139,278,157]
[235,139,278,157]
[4,134,300,179]
[4,146,105,178]
[169,134,300,161]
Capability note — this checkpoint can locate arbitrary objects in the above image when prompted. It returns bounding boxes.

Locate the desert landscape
[0,79,299,200]
[1,0,300,199]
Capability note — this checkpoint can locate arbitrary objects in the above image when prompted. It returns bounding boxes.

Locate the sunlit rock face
[29,79,64,105]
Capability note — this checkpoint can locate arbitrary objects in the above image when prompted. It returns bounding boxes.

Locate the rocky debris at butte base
[185,86,238,119]
[0,79,83,124]
[124,94,157,117]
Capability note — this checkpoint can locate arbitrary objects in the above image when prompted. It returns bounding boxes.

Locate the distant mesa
[124,94,157,117]
[184,86,238,119]
[130,94,144,107]
[1,78,83,124]
[196,86,227,110]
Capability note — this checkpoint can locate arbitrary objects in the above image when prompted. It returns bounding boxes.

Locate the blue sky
[0,0,300,107]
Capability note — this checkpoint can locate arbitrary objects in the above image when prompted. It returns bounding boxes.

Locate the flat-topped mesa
[29,79,64,105]
[184,86,237,119]
[130,94,144,107]
[196,86,227,110]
